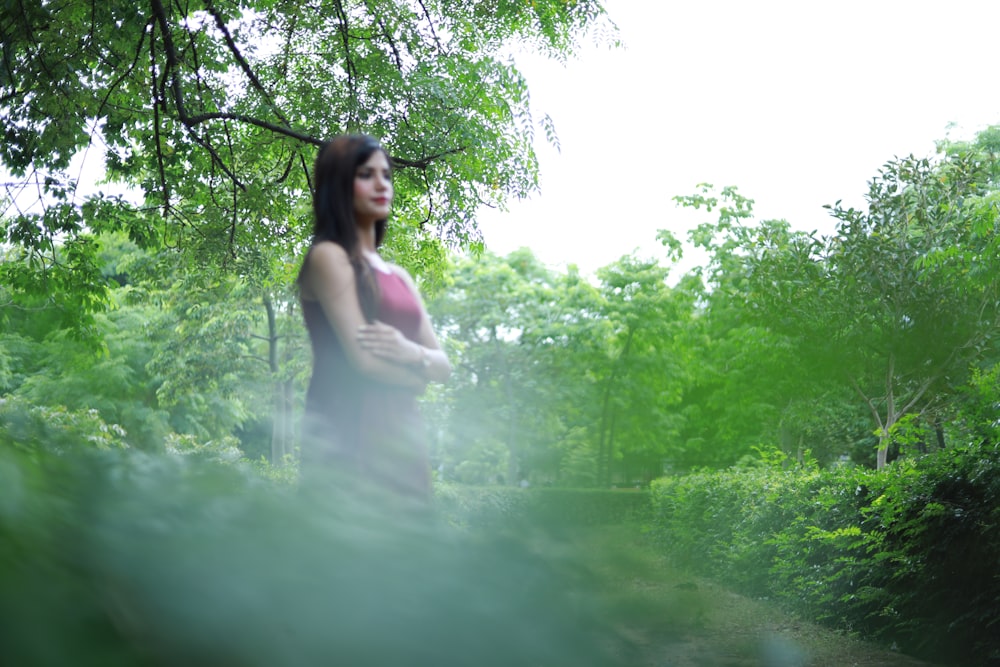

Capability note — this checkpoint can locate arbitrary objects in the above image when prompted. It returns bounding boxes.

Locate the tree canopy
[677,129,1000,469]
[1,0,616,333]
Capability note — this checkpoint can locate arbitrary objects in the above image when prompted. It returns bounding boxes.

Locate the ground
[575,524,944,667]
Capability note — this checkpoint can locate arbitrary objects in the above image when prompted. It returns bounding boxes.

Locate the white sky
[477,0,1000,279]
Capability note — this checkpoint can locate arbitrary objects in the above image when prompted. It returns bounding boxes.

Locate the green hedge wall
[649,443,1000,665]
[434,485,651,529]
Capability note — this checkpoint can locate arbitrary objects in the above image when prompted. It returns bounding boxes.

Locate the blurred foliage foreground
[3,423,999,666]
[0,445,641,667]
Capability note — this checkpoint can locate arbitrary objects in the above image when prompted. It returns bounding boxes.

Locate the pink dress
[300,266,430,498]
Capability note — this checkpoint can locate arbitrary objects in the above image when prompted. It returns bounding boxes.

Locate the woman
[298,135,450,499]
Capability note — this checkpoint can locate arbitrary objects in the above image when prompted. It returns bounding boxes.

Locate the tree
[1,0,616,334]
[428,249,694,486]
[671,187,833,467]
[821,147,1000,467]
[0,232,308,460]
[677,125,1000,470]
[591,255,689,484]
[2,0,616,461]
[427,249,576,484]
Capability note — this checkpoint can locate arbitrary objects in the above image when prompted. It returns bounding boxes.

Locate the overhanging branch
[148,0,465,186]
[202,0,290,127]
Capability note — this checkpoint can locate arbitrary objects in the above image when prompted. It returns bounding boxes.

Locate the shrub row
[649,443,1000,665]
[435,484,651,529]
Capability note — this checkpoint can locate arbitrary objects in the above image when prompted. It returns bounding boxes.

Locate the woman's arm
[357,265,451,384]
[301,241,426,390]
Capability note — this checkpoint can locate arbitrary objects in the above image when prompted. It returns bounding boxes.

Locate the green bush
[649,444,1000,665]
[858,447,1000,662]
[0,395,129,453]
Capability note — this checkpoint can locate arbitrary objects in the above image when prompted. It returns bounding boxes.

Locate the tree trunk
[875,433,889,469]
[870,352,938,470]
[504,351,519,486]
[605,404,619,487]
[264,294,289,465]
[596,387,611,487]
[597,326,633,487]
[875,352,897,470]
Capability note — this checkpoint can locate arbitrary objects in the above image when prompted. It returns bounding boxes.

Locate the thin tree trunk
[264,294,287,464]
[598,326,633,487]
[596,385,611,486]
[605,404,619,487]
[876,353,897,470]
[501,340,518,486]
[873,352,938,470]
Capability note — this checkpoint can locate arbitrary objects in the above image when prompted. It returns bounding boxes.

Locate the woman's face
[353,150,393,224]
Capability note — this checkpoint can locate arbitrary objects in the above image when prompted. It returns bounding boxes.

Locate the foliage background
[2,2,1000,665]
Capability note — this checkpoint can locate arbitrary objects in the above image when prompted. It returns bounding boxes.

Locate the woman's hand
[357,320,423,366]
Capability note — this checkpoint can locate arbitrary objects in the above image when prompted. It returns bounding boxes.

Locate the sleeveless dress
[300,265,430,498]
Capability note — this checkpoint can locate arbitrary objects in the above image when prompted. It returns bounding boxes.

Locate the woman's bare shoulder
[308,240,350,263]
[301,241,353,300]
[305,242,354,276]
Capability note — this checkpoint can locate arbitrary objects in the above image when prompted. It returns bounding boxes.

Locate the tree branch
[202,0,290,126]
[362,0,404,72]
[96,20,150,121]
[332,0,359,129]
[419,164,434,227]
[849,375,884,432]
[225,120,238,259]
[393,145,465,169]
[182,110,323,146]
[149,25,171,216]
[899,373,938,418]
[274,152,295,184]
[379,14,404,71]
[150,0,245,190]
[146,0,462,200]
[415,0,444,53]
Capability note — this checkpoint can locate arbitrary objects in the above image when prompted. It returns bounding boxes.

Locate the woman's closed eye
[357,168,391,180]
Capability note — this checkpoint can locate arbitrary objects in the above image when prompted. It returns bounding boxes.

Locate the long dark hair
[304,134,391,321]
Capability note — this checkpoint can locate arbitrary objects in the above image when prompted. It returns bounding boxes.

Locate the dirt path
[576,525,943,667]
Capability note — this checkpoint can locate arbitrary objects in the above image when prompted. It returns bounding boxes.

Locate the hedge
[434,484,651,529]
[649,443,1000,665]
